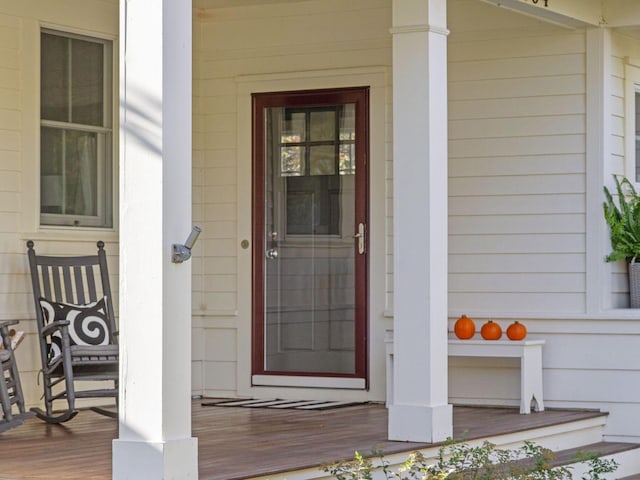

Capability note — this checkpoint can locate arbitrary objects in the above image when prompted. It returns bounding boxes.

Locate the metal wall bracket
[172,226,202,263]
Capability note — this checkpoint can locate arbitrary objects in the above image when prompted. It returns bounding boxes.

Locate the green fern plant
[603,175,640,263]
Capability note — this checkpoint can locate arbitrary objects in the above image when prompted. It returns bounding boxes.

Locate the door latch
[354,223,366,255]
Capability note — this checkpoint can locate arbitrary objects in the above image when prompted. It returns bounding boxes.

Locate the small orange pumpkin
[480,320,502,340]
[506,321,527,341]
[454,314,476,340]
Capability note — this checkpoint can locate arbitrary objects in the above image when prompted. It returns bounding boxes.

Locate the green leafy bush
[322,439,618,480]
[603,175,640,263]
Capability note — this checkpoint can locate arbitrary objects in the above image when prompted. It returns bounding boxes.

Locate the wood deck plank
[0,400,607,480]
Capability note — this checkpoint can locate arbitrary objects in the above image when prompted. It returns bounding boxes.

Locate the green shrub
[603,175,640,263]
[322,439,618,480]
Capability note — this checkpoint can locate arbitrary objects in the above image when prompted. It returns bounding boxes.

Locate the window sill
[22,227,119,244]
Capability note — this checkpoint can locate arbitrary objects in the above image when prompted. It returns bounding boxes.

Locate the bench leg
[521,348,544,414]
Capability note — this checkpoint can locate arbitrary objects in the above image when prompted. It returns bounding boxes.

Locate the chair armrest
[0,319,19,330]
[0,320,19,351]
[42,319,70,337]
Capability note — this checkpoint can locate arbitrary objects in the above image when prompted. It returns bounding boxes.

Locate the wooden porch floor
[0,400,605,480]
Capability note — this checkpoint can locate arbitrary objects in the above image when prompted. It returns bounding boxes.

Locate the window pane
[339,144,355,175]
[281,146,305,176]
[339,104,355,140]
[286,176,341,235]
[41,33,70,122]
[310,110,335,141]
[41,127,98,217]
[71,39,104,126]
[282,111,305,143]
[310,145,335,175]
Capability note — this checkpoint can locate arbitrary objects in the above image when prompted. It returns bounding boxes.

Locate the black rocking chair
[0,320,33,431]
[26,240,118,423]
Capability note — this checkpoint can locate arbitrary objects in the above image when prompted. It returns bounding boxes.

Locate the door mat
[202,398,366,410]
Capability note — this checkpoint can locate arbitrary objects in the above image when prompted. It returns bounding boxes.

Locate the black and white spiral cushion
[39,297,111,364]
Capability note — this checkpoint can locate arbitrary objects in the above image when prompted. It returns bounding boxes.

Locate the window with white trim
[40,30,113,228]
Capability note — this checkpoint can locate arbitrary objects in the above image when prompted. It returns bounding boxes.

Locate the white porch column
[113,0,198,479]
[388,0,453,443]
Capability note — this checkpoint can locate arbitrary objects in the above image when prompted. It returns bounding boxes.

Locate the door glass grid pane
[310,110,335,141]
[310,145,336,175]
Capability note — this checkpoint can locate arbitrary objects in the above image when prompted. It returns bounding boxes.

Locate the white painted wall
[193,0,393,402]
[0,2,119,411]
[448,0,588,315]
[446,0,640,442]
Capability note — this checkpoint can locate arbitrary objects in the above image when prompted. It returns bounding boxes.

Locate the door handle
[354,223,366,255]
[266,231,278,259]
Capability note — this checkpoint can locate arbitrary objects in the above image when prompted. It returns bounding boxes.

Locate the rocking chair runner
[0,320,33,431]
[26,240,118,423]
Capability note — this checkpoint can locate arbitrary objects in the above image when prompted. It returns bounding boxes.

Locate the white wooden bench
[385,332,545,414]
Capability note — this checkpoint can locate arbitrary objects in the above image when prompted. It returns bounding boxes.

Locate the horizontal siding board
[0,130,20,151]
[204,361,236,391]
[449,115,584,138]
[202,238,236,257]
[449,174,585,196]
[449,292,585,313]
[199,221,237,239]
[542,334,640,370]
[449,194,584,215]
[0,171,20,191]
[203,257,237,275]
[448,54,585,82]
[449,253,585,273]
[544,369,640,403]
[204,167,236,186]
[449,95,585,120]
[203,203,236,222]
[450,134,585,158]
[200,48,391,80]
[449,75,585,101]
[200,6,389,49]
[200,38,390,64]
[449,214,585,235]
[0,88,19,110]
[0,191,20,212]
[202,292,237,311]
[449,234,585,254]
[205,328,237,362]
[448,33,585,62]
[449,273,585,293]
[448,154,584,176]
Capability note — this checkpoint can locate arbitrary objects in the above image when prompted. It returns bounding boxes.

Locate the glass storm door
[252,87,369,385]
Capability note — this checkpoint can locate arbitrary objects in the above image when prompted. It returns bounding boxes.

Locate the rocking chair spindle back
[26,240,119,423]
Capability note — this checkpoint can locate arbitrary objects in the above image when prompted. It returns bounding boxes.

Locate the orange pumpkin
[480,320,502,340]
[506,321,527,341]
[454,314,476,340]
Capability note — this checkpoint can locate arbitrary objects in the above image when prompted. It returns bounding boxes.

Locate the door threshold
[252,375,366,389]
